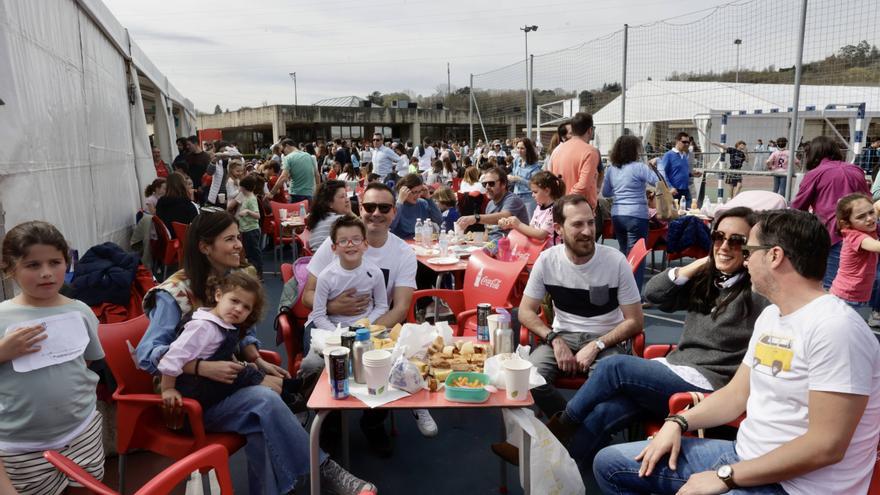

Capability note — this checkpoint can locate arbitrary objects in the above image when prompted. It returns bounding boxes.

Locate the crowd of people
[4,111,880,495]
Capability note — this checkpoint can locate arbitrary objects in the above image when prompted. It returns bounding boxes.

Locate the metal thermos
[492,308,514,355]
[352,328,373,384]
[340,331,357,377]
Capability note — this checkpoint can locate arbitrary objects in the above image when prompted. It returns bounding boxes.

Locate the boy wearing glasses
[306,214,388,331]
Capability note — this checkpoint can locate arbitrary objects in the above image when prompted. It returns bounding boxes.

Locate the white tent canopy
[592,80,880,156]
[0,0,194,254]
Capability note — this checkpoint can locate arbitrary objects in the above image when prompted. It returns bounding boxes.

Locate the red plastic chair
[279,261,310,376]
[270,200,309,271]
[99,315,281,493]
[43,444,234,495]
[626,238,650,271]
[406,250,528,335]
[506,229,549,265]
[295,228,314,257]
[171,222,188,266]
[151,216,179,280]
[451,177,462,191]
[644,391,746,438]
[601,217,614,241]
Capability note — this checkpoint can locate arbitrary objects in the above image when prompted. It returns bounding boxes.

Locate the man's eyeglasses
[481,181,497,188]
[362,202,393,214]
[372,138,382,142]
[742,244,776,260]
[710,231,747,249]
[335,238,364,247]
[680,140,690,145]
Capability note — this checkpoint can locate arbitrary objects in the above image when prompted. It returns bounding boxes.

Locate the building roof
[594,80,880,124]
[311,95,367,107]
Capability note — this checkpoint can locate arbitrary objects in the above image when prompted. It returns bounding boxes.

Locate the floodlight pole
[521,25,538,140]
[288,72,298,106]
[469,73,474,146]
[785,0,807,201]
[734,39,742,83]
[621,24,628,137]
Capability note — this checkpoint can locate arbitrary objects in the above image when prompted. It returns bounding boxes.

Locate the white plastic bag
[394,323,436,360]
[388,346,425,394]
[484,345,545,390]
[502,408,585,495]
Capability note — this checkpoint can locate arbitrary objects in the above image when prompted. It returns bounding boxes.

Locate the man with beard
[514,194,643,419]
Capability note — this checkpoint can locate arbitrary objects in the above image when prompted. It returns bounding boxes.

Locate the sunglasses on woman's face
[710,231,747,249]
[361,202,393,214]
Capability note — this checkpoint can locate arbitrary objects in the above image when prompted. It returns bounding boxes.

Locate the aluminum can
[341,331,357,376]
[477,303,491,341]
[329,348,350,399]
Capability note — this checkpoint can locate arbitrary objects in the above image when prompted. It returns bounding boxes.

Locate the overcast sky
[102,0,719,112]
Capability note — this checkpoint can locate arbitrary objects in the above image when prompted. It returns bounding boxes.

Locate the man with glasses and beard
[654,131,695,208]
[300,183,439,454]
[455,167,529,243]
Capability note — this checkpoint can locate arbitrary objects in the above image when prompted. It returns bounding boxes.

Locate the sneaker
[360,420,393,458]
[320,458,377,495]
[412,409,438,437]
[869,311,880,328]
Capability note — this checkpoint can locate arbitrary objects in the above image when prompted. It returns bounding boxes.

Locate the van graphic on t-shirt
[753,334,794,376]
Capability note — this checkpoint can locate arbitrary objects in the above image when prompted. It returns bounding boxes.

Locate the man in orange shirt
[549,112,600,208]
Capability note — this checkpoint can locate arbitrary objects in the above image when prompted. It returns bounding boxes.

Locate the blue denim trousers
[822,241,842,290]
[203,385,327,494]
[562,355,711,465]
[772,176,787,196]
[594,438,787,494]
[612,215,649,290]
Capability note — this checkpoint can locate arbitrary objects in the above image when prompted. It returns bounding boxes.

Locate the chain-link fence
[470,0,880,198]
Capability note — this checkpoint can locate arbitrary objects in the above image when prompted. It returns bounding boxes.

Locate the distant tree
[214,104,222,114]
[578,90,595,107]
[366,91,383,106]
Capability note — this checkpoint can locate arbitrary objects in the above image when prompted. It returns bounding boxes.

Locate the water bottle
[414,219,423,245]
[422,220,433,249]
[439,230,449,258]
[492,308,514,355]
[299,203,307,219]
[497,236,511,261]
[352,328,373,384]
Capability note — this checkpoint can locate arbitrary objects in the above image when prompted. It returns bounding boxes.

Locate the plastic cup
[473,231,485,244]
[503,358,533,401]
[217,193,226,204]
[362,349,393,396]
[279,208,288,220]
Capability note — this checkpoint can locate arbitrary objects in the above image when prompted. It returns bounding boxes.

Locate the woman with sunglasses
[538,206,769,469]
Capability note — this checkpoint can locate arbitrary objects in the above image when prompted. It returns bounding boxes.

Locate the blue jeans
[612,215,649,290]
[517,192,536,219]
[241,228,262,275]
[823,241,841,290]
[563,355,711,465]
[204,385,327,494]
[773,176,787,196]
[594,438,787,494]
[672,188,692,209]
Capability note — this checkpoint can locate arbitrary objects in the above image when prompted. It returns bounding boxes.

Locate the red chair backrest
[506,229,549,264]
[627,238,650,273]
[296,228,313,256]
[269,200,310,240]
[461,250,528,310]
[452,177,462,191]
[646,226,667,250]
[138,444,234,494]
[281,262,294,283]
[97,315,153,395]
[171,222,188,261]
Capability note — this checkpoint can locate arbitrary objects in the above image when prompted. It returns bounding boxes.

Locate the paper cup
[217,193,226,204]
[279,208,288,220]
[503,358,533,401]
[453,222,463,236]
[473,231,485,244]
[362,349,393,396]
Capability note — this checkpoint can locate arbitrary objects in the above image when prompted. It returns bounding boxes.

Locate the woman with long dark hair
[136,212,374,495]
[306,180,352,251]
[493,207,769,469]
[602,134,658,289]
[792,135,870,288]
[156,172,199,237]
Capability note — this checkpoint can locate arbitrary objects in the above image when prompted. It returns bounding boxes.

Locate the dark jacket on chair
[71,243,140,306]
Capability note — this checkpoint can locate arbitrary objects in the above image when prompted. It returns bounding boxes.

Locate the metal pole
[447,62,451,97]
[294,73,297,106]
[529,54,534,141]
[469,73,474,146]
[621,24,628,137]
[734,39,742,84]
[524,31,530,139]
[784,0,808,202]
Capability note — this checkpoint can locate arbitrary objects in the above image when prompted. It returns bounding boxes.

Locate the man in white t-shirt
[595,209,880,495]
[518,195,643,418]
[301,182,438,453]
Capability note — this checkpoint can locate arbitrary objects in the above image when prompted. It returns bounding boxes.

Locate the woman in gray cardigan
[511,206,767,468]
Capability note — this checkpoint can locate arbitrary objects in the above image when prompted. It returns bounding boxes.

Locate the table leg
[341,410,350,469]
[519,427,531,495]
[499,420,508,494]
[310,409,328,495]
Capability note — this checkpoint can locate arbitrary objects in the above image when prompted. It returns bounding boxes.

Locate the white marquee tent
[592,80,880,161]
[0,0,194,257]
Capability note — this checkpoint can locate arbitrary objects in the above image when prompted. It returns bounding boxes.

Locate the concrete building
[196,102,524,153]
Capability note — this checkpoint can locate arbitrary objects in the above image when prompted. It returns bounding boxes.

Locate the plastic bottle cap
[355,328,371,341]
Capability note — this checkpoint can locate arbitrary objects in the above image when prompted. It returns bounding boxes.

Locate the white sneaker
[412,409,438,437]
[869,311,880,328]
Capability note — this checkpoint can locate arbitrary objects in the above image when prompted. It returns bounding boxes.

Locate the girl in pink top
[830,193,880,304]
[498,171,565,246]
[765,137,800,196]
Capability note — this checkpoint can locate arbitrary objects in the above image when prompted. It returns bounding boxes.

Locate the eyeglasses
[680,140,691,145]
[372,138,382,142]
[710,231,747,249]
[362,202,393,214]
[742,244,776,260]
[335,238,364,247]
[481,181,497,188]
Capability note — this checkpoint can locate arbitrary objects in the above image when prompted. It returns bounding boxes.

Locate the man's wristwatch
[594,338,606,351]
[545,331,559,344]
[474,213,481,224]
[716,464,737,490]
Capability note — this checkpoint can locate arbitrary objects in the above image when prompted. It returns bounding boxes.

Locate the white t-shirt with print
[737,295,880,495]
[308,232,417,305]
[523,244,640,335]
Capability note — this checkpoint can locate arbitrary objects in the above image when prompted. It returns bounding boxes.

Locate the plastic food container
[444,372,491,403]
